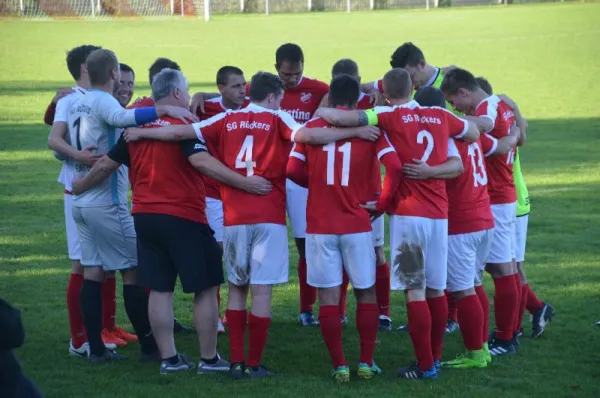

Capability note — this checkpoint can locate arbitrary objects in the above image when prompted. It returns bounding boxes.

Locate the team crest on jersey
[300,92,312,104]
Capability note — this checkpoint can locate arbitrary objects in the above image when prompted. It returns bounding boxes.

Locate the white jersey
[53,86,87,191]
[68,89,139,207]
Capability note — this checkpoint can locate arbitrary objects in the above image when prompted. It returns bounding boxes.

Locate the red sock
[339,270,349,317]
[446,290,458,322]
[512,274,522,333]
[426,296,448,361]
[225,309,247,364]
[102,277,116,330]
[456,295,484,351]
[525,284,544,314]
[475,286,490,343]
[407,301,434,371]
[247,312,271,368]
[492,275,518,340]
[298,259,317,313]
[67,273,87,347]
[319,305,347,368]
[517,284,529,333]
[216,285,221,317]
[356,303,378,366]
[375,263,391,317]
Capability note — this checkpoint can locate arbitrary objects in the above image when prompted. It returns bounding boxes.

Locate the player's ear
[217,84,225,94]
[274,63,279,72]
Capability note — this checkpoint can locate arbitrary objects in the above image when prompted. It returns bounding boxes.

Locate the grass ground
[1,3,600,397]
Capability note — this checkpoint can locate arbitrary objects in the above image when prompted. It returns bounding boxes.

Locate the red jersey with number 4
[476,95,517,205]
[372,101,468,219]
[288,117,400,234]
[192,103,301,226]
[447,137,495,235]
[196,96,250,200]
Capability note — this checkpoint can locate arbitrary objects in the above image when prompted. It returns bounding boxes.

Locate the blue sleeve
[133,107,158,126]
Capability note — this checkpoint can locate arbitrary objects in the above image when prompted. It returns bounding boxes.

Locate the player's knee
[354,286,376,304]
[120,269,136,285]
[406,288,426,302]
[71,260,84,274]
[425,287,445,298]
[84,267,104,282]
[318,287,340,306]
[485,262,513,278]
[451,288,475,300]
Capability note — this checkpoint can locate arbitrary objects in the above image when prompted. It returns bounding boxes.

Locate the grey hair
[151,68,187,101]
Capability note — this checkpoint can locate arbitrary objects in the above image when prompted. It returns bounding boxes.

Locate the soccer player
[411,86,521,369]
[197,66,249,333]
[325,59,393,331]
[441,68,521,356]
[475,77,555,339]
[314,68,480,380]
[363,42,461,334]
[122,71,379,378]
[116,63,135,107]
[46,44,126,356]
[54,48,195,363]
[286,74,403,382]
[71,68,272,374]
[190,44,329,326]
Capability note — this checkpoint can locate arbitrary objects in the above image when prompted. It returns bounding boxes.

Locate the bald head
[382,68,412,100]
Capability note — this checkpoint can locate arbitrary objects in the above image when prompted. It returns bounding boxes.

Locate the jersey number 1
[323,142,351,186]
[235,136,257,176]
[73,117,82,150]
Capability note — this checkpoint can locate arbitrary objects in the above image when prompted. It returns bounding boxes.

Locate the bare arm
[294,125,379,145]
[491,123,520,155]
[71,155,121,195]
[462,115,494,135]
[360,81,377,95]
[313,108,367,127]
[497,94,527,146]
[47,122,102,165]
[190,91,221,114]
[459,119,481,143]
[123,124,197,143]
[187,152,272,195]
[403,156,464,180]
[317,93,330,109]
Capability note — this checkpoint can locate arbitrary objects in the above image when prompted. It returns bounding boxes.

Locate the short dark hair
[382,68,412,99]
[329,74,360,108]
[275,43,304,68]
[119,63,135,78]
[149,58,181,85]
[66,45,102,80]
[440,68,479,95]
[390,42,424,69]
[249,72,284,102]
[331,59,359,79]
[216,66,244,86]
[86,49,119,86]
[475,76,493,95]
[414,87,446,108]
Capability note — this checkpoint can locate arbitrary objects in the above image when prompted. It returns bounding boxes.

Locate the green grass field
[1,3,600,397]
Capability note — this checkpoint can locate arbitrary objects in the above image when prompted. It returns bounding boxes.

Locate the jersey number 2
[417,130,434,162]
[323,142,351,186]
[235,136,256,176]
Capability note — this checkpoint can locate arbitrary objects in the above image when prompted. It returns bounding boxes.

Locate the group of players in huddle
[44,41,555,381]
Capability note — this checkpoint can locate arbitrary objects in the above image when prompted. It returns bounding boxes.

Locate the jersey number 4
[235,136,257,176]
[467,142,488,187]
[323,142,351,186]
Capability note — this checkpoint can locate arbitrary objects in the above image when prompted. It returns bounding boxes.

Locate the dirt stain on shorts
[394,242,425,290]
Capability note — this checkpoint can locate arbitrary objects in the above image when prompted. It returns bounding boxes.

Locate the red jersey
[476,95,517,205]
[446,138,494,235]
[287,116,401,234]
[370,100,468,219]
[127,96,155,109]
[193,103,302,226]
[196,96,250,200]
[107,117,208,224]
[356,92,382,202]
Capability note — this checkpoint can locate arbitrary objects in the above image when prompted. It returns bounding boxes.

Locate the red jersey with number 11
[192,103,301,227]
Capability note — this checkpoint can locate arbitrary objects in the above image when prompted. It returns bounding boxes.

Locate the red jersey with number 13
[192,103,301,227]
[475,95,517,205]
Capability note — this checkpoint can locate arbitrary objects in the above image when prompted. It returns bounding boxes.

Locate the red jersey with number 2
[475,95,517,205]
[192,103,301,227]
[371,100,468,219]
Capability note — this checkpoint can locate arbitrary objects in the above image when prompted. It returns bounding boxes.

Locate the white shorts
[72,204,137,271]
[389,216,448,291]
[286,179,308,239]
[515,214,529,263]
[371,216,384,247]
[488,202,517,264]
[224,223,289,286]
[206,197,224,243]
[64,193,81,260]
[448,229,493,291]
[306,232,376,289]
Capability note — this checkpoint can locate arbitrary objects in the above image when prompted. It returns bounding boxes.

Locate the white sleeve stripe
[483,96,499,132]
[374,106,393,115]
[290,124,302,142]
[277,110,302,142]
[377,147,395,160]
[193,123,205,142]
[454,118,469,139]
[373,80,380,92]
[484,135,498,157]
[447,138,460,158]
[290,152,306,162]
